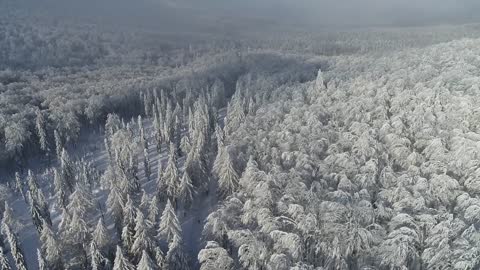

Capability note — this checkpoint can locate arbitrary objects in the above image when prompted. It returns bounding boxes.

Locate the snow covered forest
[5,0,480,269]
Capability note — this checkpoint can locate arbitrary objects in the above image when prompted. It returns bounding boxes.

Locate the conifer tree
[92,218,110,254]
[36,109,50,154]
[2,201,15,229]
[131,210,155,261]
[143,148,151,182]
[178,171,195,208]
[121,225,135,254]
[14,172,25,200]
[156,162,165,200]
[216,146,239,198]
[148,195,161,223]
[53,167,68,208]
[91,241,106,270]
[28,191,45,233]
[166,235,189,270]
[67,210,90,245]
[138,115,148,151]
[0,247,11,270]
[26,169,39,197]
[163,144,179,201]
[107,184,124,235]
[153,105,162,153]
[113,246,134,270]
[3,224,27,270]
[60,148,76,193]
[158,199,182,242]
[121,196,136,251]
[180,135,191,157]
[38,248,47,270]
[154,247,166,270]
[54,129,62,160]
[40,225,62,269]
[140,190,150,212]
[137,250,157,270]
[67,183,94,219]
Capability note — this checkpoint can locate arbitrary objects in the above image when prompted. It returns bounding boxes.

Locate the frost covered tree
[216,146,239,198]
[14,172,25,199]
[36,109,50,154]
[198,241,234,270]
[38,248,47,270]
[60,148,76,192]
[53,167,68,207]
[131,210,155,261]
[158,199,182,242]
[67,183,94,219]
[54,129,63,160]
[137,250,157,270]
[143,148,151,182]
[107,184,125,235]
[92,218,110,254]
[148,195,161,223]
[91,241,107,270]
[178,171,195,208]
[166,235,189,270]
[40,224,63,269]
[0,247,11,270]
[224,94,245,137]
[163,143,180,202]
[113,245,134,270]
[154,246,166,270]
[138,115,148,150]
[2,201,15,229]
[3,224,27,270]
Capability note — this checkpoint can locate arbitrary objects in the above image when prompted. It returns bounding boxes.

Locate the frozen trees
[3,224,27,270]
[158,199,182,242]
[198,241,234,270]
[215,146,239,197]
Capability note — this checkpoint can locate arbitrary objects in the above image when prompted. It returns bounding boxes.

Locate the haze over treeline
[5,0,480,32]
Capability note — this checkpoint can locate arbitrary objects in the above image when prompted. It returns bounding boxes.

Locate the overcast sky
[9,0,480,29]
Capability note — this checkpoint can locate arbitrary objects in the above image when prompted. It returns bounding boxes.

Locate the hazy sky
[10,0,480,29]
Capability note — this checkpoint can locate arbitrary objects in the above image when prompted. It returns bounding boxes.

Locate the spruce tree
[113,246,134,270]
[92,218,110,254]
[107,184,124,235]
[166,235,189,270]
[155,162,165,200]
[148,195,161,223]
[38,248,47,270]
[216,146,239,198]
[158,199,181,242]
[36,109,50,154]
[154,246,166,270]
[163,144,179,201]
[3,224,27,270]
[140,190,150,212]
[14,172,25,200]
[137,250,157,270]
[138,115,148,151]
[54,129,62,160]
[2,201,15,229]
[26,169,39,197]
[0,246,12,270]
[67,183,94,219]
[143,148,151,182]
[178,171,195,208]
[53,168,68,208]
[60,148,76,193]
[131,210,155,261]
[27,191,45,233]
[40,225,62,269]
